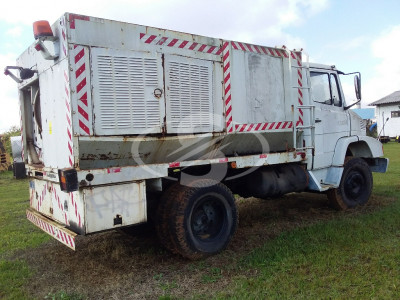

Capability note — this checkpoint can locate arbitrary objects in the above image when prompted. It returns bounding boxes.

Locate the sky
[1,0,400,132]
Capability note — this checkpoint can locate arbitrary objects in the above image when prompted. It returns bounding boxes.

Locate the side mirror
[354,74,361,100]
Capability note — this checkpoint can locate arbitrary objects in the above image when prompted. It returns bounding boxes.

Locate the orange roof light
[33,20,53,39]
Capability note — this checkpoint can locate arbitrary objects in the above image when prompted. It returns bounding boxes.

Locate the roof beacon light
[33,20,53,39]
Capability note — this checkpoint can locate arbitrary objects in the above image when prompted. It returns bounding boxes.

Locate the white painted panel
[231,50,286,125]
[165,55,214,134]
[84,181,147,233]
[91,48,165,135]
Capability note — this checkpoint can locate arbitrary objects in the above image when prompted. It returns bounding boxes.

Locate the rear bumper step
[26,208,77,250]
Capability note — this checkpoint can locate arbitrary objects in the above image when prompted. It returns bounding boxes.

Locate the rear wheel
[156,180,238,259]
[327,157,373,210]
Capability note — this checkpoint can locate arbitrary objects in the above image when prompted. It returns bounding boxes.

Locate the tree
[1,125,21,157]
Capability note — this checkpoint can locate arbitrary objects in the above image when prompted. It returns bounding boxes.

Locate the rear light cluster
[58,168,78,192]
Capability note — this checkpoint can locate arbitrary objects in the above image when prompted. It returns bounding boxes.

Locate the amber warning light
[33,20,53,39]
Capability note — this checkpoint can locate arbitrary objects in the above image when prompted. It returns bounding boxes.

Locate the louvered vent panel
[92,49,162,135]
[166,56,213,133]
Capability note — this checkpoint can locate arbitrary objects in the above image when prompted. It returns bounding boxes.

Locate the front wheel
[156,180,238,259]
[327,157,373,210]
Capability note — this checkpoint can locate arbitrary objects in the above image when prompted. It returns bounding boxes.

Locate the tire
[327,157,373,210]
[155,183,182,254]
[156,180,238,259]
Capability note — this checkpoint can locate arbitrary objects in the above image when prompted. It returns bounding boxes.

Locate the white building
[369,91,400,138]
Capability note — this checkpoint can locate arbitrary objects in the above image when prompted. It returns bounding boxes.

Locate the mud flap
[26,208,77,250]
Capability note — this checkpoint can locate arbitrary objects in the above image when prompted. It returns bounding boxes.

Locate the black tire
[156,180,238,259]
[327,157,373,210]
[155,183,182,254]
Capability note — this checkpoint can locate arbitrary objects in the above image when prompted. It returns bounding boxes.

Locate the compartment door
[91,48,165,135]
[164,55,214,134]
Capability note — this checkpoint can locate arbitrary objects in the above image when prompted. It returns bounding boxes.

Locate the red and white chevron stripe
[69,192,82,227]
[231,41,289,58]
[140,33,222,55]
[26,210,75,249]
[223,41,293,133]
[235,121,293,132]
[222,41,233,133]
[72,45,91,136]
[36,182,47,211]
[50,184,69,225]
[291,51,304,126]
[64,71,73,167]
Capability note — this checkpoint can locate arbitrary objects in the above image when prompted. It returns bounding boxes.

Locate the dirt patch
[19,192,394,299]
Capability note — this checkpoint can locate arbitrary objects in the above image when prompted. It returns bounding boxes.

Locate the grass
[0,172,50,299]
[0,143,399,299]
[219,142,400,299]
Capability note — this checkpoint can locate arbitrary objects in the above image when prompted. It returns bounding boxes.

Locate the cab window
[310,72,342,107]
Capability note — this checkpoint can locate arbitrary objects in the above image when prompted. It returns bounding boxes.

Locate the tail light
[58,168,78,192]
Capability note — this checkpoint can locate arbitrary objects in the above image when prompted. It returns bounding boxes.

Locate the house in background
[369,91,400,138]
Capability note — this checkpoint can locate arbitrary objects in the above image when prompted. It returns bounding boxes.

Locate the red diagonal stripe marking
[207,46,216,53]
[75,63,85,78]
[157,37,168,45]
[74,48,84,64]
[223,50,230,62]
[179,40,188,48]
[198,44,207,52]
[145,35,156,43]
[167,39,179,47]
[79,92,88,106]
[188,42,198,50]
[225,94,232,106]
[262,123,269,130]
[78,105,89,121]
[238,43,246,51]
[224,72,231,84]
[224,83,231,95]
[79,120,90,135]
[224,61,230,73]
[76,78,87,93]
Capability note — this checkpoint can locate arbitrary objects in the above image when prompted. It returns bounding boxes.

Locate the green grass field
[0,143,399,299]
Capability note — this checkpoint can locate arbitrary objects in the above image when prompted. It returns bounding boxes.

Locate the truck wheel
[157,180,238,259]
[327,158,373,210]
[155,183,182,254]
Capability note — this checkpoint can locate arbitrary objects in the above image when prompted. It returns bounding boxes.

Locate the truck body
[8,13,388,258]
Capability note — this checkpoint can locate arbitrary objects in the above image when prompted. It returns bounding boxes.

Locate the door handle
[315,119,322,123]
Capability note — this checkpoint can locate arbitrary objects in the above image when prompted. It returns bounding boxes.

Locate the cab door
[310,70,350,169]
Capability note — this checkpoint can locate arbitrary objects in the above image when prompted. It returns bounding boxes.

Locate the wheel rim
[343,170,365,202]
[191,196,226,241]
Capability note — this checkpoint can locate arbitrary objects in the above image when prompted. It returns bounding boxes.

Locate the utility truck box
[6,13,388,258]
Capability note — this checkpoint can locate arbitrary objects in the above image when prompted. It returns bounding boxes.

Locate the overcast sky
[1,0,400,132]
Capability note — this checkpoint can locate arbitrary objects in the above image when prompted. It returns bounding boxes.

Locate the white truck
[5,13,388,259]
